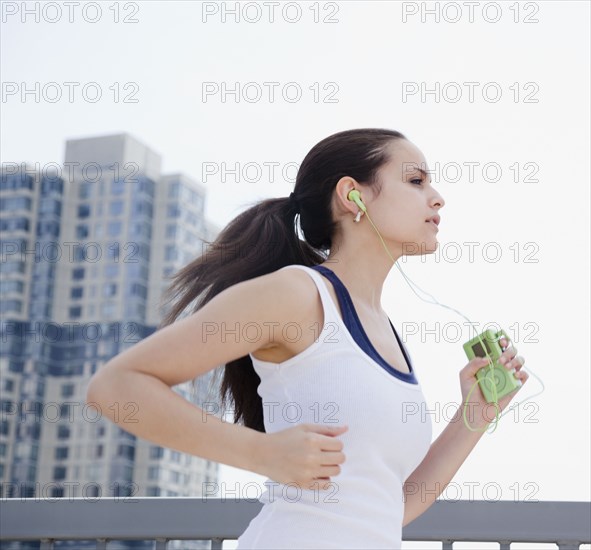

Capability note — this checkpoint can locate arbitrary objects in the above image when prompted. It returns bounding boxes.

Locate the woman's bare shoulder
[250,266,322,357]
[258,265,319,320]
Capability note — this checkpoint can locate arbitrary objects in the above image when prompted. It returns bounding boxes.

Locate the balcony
[0,498,589,549]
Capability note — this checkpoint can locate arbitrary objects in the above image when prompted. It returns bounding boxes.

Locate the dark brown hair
[159,128,407,432]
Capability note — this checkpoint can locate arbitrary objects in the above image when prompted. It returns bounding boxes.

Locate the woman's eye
[410,178,423,185]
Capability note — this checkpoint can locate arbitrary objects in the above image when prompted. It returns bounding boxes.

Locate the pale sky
[2,1,590,548]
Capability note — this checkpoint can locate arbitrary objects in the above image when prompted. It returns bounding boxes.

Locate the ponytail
[159,197,324,432]
[160,128,406,431]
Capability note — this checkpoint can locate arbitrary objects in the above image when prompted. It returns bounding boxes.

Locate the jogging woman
[87,128,528,549]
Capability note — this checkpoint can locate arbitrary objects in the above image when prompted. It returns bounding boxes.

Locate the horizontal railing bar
[0,499,589,544]
[402,500,591,542]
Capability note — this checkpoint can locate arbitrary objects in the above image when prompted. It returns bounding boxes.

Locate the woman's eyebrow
[406,166,433,183]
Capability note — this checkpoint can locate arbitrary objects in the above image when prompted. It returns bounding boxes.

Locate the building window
[111,179,125,195]
[185,211,197,226]
[0,300,22,313]
[69,306,82,318]
[37,220,60,238]
[165,224,177,239]
[57,425,70,440]
[53,466,67,481]
[124,302,145,319]
[60,404,70,419]
[0,279,24,295]
[138,243,150,262]
[132,200,153,218]
[75,225,89,239]
[126,263,141,278]
[150,446,164,459]
[50,487,64,498]
[165,245,178,262]
[134,177,154,197]
[0,217,29,232]
[0,196,32,211]
[130,221,142,238]
[101,302,116,317]
[106,242,119,260]
[0,173,34,191]
[109,201,124,216]
[183,229,193,245]
[41,174,63,195]
[70,287,83,299]
[55,447,69,460]
[168,181,180,199]
[130,282,147,299]
[9,361,24,373]
[40,198,61,216]
[0,261,25,275]
[103,283,117,297]
[146,487,161,497]
[79,182,91,199]
[108,221,122,237]
[117,444,135,461]
[61,383,75,398]
[78,204,91,218]
[72,267,85,280]
[167,204,181,218]
[148,466,160,480]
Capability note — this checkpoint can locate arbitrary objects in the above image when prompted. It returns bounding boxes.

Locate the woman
[87,128,527,549]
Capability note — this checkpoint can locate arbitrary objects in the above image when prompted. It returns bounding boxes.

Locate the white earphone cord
[356,199,545,424]
[393,261,545,421]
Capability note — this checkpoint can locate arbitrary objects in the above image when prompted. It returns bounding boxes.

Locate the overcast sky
[2,2,590,548]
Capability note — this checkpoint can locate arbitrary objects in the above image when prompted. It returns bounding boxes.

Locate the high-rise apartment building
[0,134,225,547]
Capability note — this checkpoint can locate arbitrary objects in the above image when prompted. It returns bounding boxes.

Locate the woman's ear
[335,176,360,216]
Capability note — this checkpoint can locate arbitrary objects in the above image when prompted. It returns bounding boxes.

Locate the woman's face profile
[368,139,446,256]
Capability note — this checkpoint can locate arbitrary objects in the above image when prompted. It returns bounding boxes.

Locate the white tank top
[236,264,433,549]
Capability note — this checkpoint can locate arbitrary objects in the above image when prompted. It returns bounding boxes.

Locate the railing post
[96,538,108,549]
[499,541,511,550]
[40,539,53,550]
[211,537,224,550]
[154,537,169,550]
[557,542,580,550]
[442,540,454,549]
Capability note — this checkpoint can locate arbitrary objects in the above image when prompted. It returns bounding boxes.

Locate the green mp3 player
[463,329,522,403]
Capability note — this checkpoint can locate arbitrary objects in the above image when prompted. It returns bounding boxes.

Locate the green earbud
[347,189,367,212]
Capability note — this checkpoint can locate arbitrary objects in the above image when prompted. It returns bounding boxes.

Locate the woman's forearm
[86,369,266,474]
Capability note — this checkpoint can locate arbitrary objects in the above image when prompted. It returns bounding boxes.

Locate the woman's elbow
[85,362,119,406]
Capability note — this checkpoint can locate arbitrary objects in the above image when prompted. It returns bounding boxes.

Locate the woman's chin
[420,239,439,254]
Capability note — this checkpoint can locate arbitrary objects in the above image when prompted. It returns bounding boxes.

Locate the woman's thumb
[466,356,491,376]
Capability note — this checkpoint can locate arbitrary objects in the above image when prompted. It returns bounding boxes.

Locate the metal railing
[1,498,590,549]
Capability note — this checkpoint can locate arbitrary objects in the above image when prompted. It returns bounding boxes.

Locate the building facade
[0,134,225,548]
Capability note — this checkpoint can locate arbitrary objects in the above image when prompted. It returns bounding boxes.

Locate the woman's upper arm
[88,267,315,389]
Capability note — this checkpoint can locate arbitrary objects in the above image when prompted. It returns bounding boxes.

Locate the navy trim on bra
[311,265,418,384]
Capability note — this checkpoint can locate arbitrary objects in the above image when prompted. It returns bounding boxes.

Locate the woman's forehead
[383,141,429,176]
